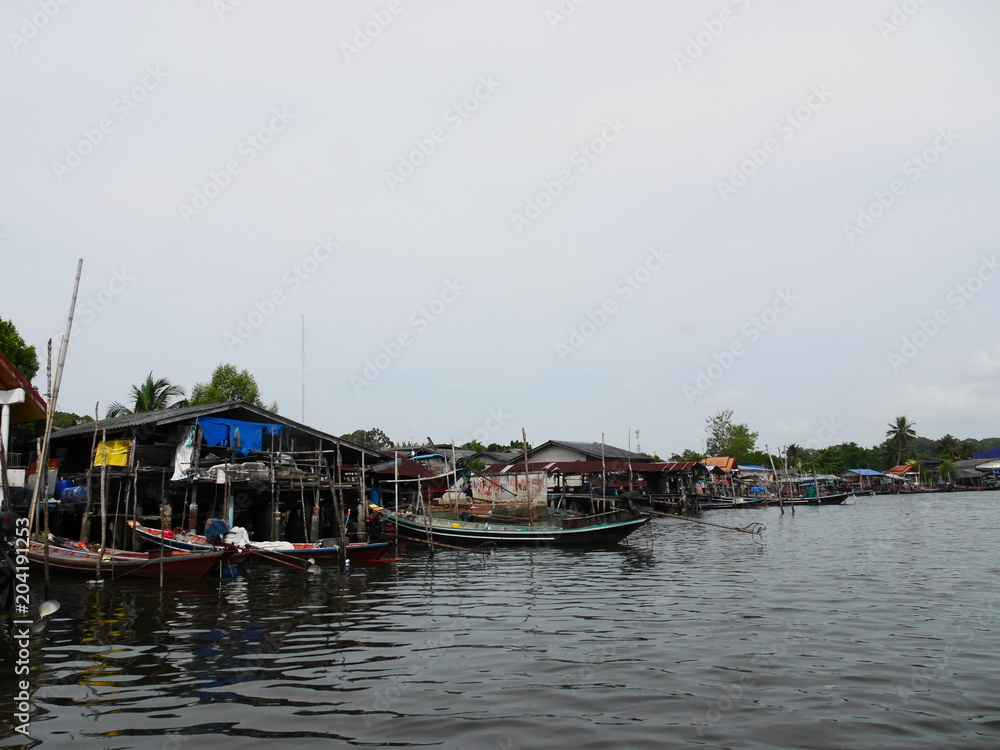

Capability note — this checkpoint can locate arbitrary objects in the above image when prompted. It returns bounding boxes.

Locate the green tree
[728,424,759,464]
[938,459,956,482]
[670,448,705,461]
[107,373,186,417]
[935,434,961,459]
[190,364,276,410]
[956,438,977,459]
[705,410,734,456]
[53,412,93,429]
[462,440,487,452]
[485,439,531,452]
[813,442,876,475]
[0,317,39,383]
[784,444,804,469]
[705,410,758,463]
[341,428,392,450]
[885,416,917,465]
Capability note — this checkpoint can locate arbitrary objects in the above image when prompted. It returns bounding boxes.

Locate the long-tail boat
[377,508,649,547]
[127,521,389,564]
[26,539,237,578]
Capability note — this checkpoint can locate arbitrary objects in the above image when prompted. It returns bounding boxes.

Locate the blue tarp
[972,447,1000,459]
[846,468,883,476]
[197,417,288,456]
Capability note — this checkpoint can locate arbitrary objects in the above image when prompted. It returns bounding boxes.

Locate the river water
[2,492,999,749]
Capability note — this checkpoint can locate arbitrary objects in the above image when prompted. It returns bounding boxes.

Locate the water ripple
[13,493,1000,748]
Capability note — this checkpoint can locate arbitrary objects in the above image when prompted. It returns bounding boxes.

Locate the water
[3,493,999,749]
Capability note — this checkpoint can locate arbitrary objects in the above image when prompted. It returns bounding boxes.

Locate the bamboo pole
[451,442,458,520]
[29,259,83,535]
[96,429,108,580]
[359,447,367,539]
[187,425,202,533]
[336,442,346,550]
[523,428,532,526]
[600,432,606,514]
[79,403,100,541]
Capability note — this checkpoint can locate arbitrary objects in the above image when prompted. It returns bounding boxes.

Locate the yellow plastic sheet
[94,439,131,467]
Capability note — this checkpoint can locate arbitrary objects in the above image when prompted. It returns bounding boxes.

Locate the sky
[2,0,998,458]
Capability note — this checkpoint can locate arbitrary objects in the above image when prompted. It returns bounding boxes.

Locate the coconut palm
[106,373,186,417]
[936,433,961,459]
[785,444,804,469]
[885,416,917,465]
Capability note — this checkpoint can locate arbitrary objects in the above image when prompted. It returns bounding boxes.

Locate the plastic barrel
[61,486,88,503]
[54,479,73,499]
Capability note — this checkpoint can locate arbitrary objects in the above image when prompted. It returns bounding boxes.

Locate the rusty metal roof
[482,460,703,475]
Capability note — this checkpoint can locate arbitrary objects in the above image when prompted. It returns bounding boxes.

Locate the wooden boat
[807,491,852,505]
[699,495,769,510]
[767,491,852,506]
[379,508,650,547]
[127,521,390,564]
[26,539,236,578]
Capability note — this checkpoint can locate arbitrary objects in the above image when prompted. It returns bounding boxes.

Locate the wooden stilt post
[310,487,320,542]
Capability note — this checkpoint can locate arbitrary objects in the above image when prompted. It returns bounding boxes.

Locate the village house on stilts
[45,401,385,548]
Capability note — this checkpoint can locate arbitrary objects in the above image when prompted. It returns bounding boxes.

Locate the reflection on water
[5,493,1000,748]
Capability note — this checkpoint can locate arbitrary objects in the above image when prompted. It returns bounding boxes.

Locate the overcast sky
[3,0,998,457]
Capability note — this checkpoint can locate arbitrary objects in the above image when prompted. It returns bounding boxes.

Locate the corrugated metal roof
[369,456,436,478]
[50,400,383,459]
[531,440,652,461]
[481,460,702,475]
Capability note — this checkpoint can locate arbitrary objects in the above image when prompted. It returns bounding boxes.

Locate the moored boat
[127,521,390,564]
[378,508,649,547]
[699,495,769,510]
[27,539,237,578]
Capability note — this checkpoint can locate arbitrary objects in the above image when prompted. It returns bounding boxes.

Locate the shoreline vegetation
[0,319,996,484]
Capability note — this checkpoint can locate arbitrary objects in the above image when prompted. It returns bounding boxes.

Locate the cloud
[890,381,1000,416]
[967,346,1000,378]
[774,418,812,435]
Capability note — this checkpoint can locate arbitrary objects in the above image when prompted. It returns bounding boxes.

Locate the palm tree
[885,416,917,466]
[106,372,186,417]
[936,433,961,459]
[785,444,804,470]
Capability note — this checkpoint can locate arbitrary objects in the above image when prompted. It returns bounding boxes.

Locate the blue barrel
[54,479,73,499]
[368,488,381,505]
[61,486,88,503]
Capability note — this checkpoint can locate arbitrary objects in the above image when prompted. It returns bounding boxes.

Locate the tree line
[670,410,999,477]
[2,318,996,472]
